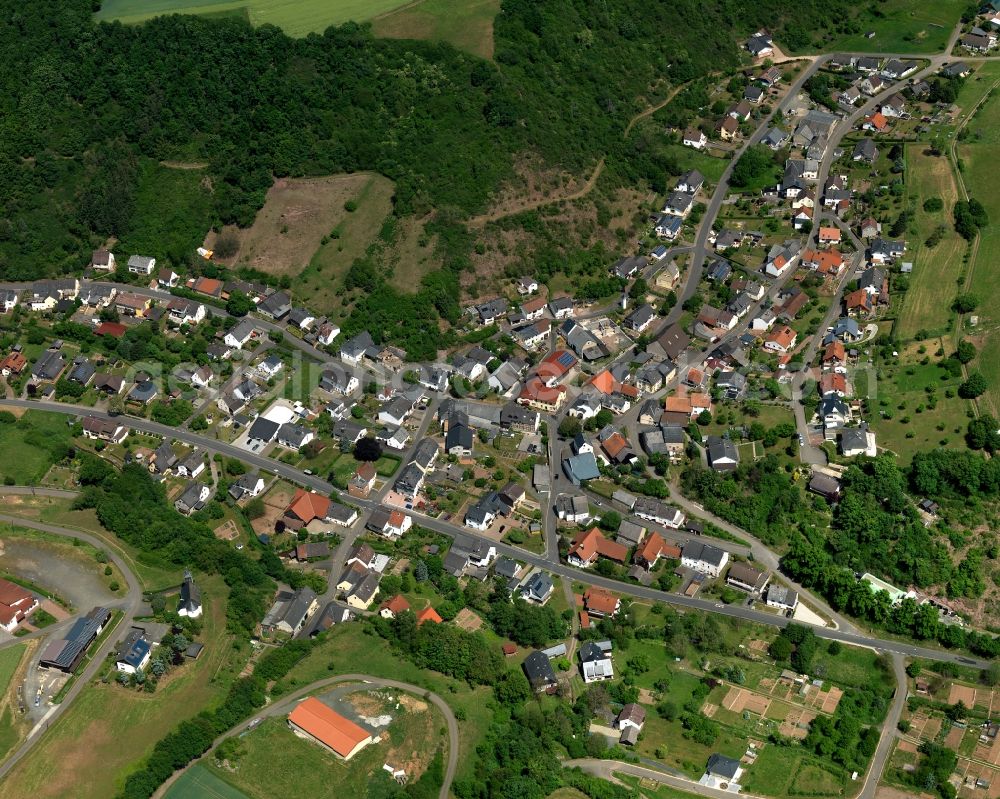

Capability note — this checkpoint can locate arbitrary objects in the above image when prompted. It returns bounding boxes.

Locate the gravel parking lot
[0,536,116,611]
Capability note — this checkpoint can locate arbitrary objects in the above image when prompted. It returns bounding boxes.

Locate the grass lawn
[655,142,729,184]
[372,0,501,59]
[95,0,416,37]
[374,454,402,477]
[814,645,894,695]
[0,576,244,799]
[957,81,1000,417]
[547,789,590,799]
[897,145,966,339]
[810,0,966,53]
[207,687,446,799]
[703,403,794,441]
[282,361,323,405]
[279,623,493,784]
[163,763,249,799]
[0,644,26,698]
[0,644,28,759]
[0,411,74,484]
[741,747,848,798]
[615,774,708,799]
[636,713,747,779]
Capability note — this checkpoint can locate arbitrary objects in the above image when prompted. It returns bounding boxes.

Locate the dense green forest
[3,0,862,355]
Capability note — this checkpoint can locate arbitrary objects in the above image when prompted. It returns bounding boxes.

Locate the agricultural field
[94,0,415,37]
[372,0,501,60]
[957,79,1000,417]
[205,687,445,798]
[0,576,243,799]
[897,145,966,340]
[812,0,966,54]
[163,764,249,799]
[209,173,390,280]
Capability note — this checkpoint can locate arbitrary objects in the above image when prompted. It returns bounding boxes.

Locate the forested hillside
[0,0,859,348]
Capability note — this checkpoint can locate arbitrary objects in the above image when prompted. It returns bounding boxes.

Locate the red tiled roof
[416,606,442,625]
[518,377,566,406]
[823,341,846,362]
[0,352,27,373]
[387,510,407,528]
[589,370,616,394]
[288,698,370,758]
[569,527,628,564]
[636,532,665,565]
[820,373,847,394]
[766,325,797,349]
[845,289,872,311]
[584,587,620,616]
[0,577,31,609]
[602,433,629,459]
[95,322,127,338]
[193,276,223,297]
[380,594,411,615]
[286,489,330,524]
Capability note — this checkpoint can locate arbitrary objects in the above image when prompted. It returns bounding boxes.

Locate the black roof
[248,417,280,442]
[179,572,201,613]
[707,753,741,780]
[522,650,557,688]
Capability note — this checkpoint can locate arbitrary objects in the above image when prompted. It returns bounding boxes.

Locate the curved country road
[152,674,459,799]
[0,513,143,782]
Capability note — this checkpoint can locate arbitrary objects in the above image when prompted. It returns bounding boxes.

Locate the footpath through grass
[897,145,965,340]
[957,79,1000,417]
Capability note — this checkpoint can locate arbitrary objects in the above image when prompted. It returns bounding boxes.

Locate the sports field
[94,0,414,37]
[896,145,965,340]
[163,764,249,799]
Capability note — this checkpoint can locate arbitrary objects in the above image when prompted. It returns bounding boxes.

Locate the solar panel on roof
[556,352,575,368]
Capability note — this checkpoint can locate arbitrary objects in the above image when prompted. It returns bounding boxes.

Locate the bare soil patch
[722,686,771,716]
[949,683,978,707]
[206,173,383,276]
[454,607,483,632]
[214,520,239,541]
[251,484,295,536]
[778,707,815,739]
